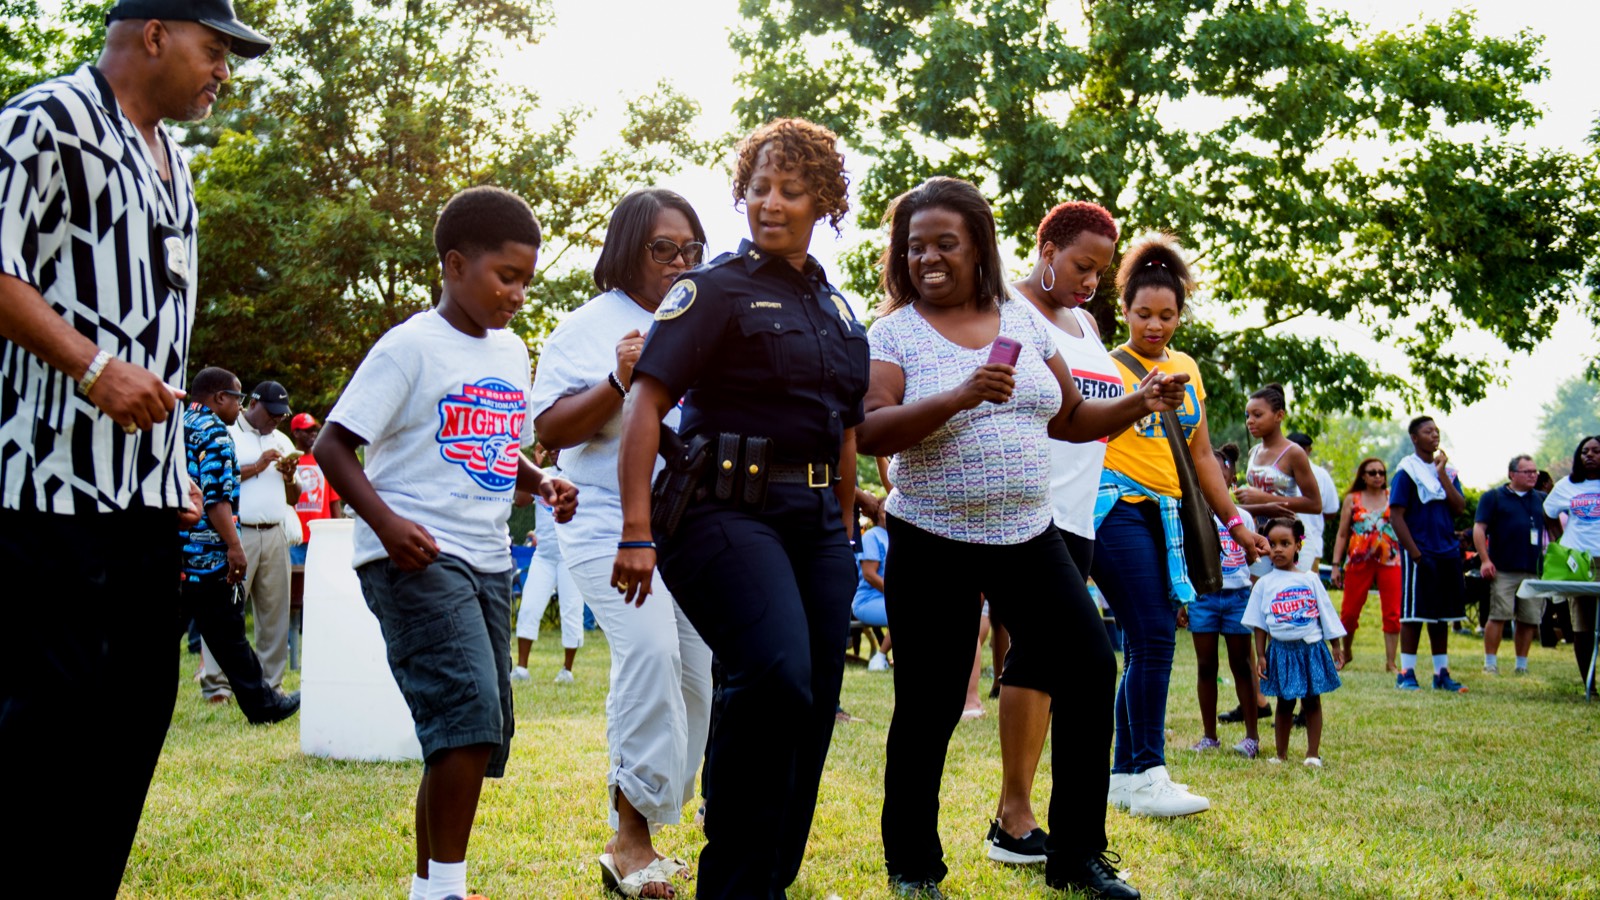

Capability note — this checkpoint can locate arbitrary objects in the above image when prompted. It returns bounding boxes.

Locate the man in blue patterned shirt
[179,367,299,724]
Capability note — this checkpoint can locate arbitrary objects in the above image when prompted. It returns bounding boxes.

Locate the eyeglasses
[645,238,705,266]
[218,390,245,400]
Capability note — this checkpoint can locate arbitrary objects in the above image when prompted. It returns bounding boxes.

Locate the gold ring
[618,581,630,590]
[122,423,137,434]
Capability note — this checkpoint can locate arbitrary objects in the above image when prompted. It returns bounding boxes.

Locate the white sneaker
[511,666,531,682]
[553,668,575,685]
[1303,756,1324,768]
[1107,773,1132,810]
[867,651,890,672]
[1128,766,1210,817]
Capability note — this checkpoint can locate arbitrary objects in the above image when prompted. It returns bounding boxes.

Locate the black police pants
[659,491,856,900]
[0,506,181,898]
[880,516,1116,885]
[181,577,283,720]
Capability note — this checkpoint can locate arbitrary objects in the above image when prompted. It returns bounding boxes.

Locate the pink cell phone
[986,336,1022,367]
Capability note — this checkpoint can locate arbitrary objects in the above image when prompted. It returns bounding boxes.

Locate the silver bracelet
[78,350,113,396]
[607,371,629,399]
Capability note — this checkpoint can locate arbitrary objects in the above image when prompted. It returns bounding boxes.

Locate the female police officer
[611,118,868,899]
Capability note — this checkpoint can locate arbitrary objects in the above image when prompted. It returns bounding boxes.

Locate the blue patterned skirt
[1261,638,1342,700]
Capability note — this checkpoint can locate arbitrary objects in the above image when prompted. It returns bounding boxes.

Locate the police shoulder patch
[655,280,697,321]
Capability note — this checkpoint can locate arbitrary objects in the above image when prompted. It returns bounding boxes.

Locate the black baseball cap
[107,0,272,59]
[251,381,291,416]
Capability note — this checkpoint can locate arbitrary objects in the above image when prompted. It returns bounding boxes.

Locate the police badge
[655,280,697,321]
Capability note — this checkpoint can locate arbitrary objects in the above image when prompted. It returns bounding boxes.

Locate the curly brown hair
[731,118,850,234]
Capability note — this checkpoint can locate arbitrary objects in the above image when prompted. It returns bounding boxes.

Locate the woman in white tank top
[986,201,1126,872]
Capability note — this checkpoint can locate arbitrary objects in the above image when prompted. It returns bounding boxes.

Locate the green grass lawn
[125,598,1600,899]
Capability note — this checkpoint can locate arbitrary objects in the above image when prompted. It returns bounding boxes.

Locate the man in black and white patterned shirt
[0,1,269,894]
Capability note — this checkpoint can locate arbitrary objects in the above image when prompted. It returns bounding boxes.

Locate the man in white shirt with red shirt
[214,380,299,693]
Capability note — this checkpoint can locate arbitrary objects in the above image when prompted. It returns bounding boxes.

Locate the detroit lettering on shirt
[328,309,534,572]
[1242,566,1347,644]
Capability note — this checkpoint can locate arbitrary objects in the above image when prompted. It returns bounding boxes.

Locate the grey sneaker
[1233,737,1260,759]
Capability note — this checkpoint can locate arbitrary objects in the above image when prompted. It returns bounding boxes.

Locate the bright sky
[510,0,1600,489]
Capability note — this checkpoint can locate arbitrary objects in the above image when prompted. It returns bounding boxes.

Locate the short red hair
[1035,201,1118,251]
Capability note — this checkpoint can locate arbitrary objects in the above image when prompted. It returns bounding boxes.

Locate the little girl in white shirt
[1244,518,1347,766]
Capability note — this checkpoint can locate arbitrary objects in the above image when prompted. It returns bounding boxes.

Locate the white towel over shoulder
[1397,453,1457,504]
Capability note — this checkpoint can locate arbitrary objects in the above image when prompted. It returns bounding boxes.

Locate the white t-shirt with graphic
[1544,476,1600,557]
[1242,566,1347,644]
[1015,291,1123,540]
[528,289,680,567]
[329,309,534,572]
[1216,517,1251,590]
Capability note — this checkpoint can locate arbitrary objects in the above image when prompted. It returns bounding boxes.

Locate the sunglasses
[646,238,705,266]
[1363,468,1386,477]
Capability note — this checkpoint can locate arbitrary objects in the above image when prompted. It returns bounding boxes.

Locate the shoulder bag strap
[1110,348,1195,478]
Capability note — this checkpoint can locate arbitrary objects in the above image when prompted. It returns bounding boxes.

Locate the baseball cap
[250,381,291,416]
[290,412,318,431]
[106,0,272,59]
[1286,431,1313,451]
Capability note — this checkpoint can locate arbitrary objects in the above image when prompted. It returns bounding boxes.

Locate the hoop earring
[1040,264,1057,293]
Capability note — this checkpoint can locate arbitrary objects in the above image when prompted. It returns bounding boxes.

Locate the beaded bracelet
[607,371,629,399]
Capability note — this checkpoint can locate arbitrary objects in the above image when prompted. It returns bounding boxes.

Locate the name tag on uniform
[751,301,783,310]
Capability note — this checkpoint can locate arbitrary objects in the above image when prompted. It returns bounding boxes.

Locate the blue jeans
[1090,499,1177,774]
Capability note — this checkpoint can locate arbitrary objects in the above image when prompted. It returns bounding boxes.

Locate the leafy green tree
[0,0,110,101]
[1299,414,1409,494]
[188,0,711,412]
[1535,375,1600,479]
[730,0,1600,425]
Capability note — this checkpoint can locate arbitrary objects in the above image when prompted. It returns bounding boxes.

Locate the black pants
[658,486,857,899]
[180,578,283,720]
[881,516,1115,885]
[0,507,181,898]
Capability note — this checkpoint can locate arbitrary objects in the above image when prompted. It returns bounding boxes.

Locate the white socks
[1516,656,1529,671]
[1432,654,1449,674]
[425,860,466,900]
[1485,653,1498,668]
[410,874,428,900]
[1400,653,1418,672]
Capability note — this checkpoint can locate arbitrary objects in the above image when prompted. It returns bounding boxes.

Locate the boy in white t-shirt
[315,186,578,900]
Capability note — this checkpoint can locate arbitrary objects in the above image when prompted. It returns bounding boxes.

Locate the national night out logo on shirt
[1269,585,1319,628]
[436,378,526,491]
[1571,492,1600,521]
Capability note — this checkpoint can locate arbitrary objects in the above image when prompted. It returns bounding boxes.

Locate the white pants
[568,555,713,829]
[516,546,583,648]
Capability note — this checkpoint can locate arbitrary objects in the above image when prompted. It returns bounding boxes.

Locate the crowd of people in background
[4,6,1599,899]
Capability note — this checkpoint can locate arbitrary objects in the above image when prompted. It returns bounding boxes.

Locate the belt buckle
[806,463,830,489]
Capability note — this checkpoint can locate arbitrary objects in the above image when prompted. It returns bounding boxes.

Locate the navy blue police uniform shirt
[633,240,870,467]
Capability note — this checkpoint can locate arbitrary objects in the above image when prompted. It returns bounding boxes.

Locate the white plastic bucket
[299,518,422,762]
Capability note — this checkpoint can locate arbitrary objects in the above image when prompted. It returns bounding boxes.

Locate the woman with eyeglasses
[1330,457,1403,672]
[611,119,870,899]
[529,188,713,898]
